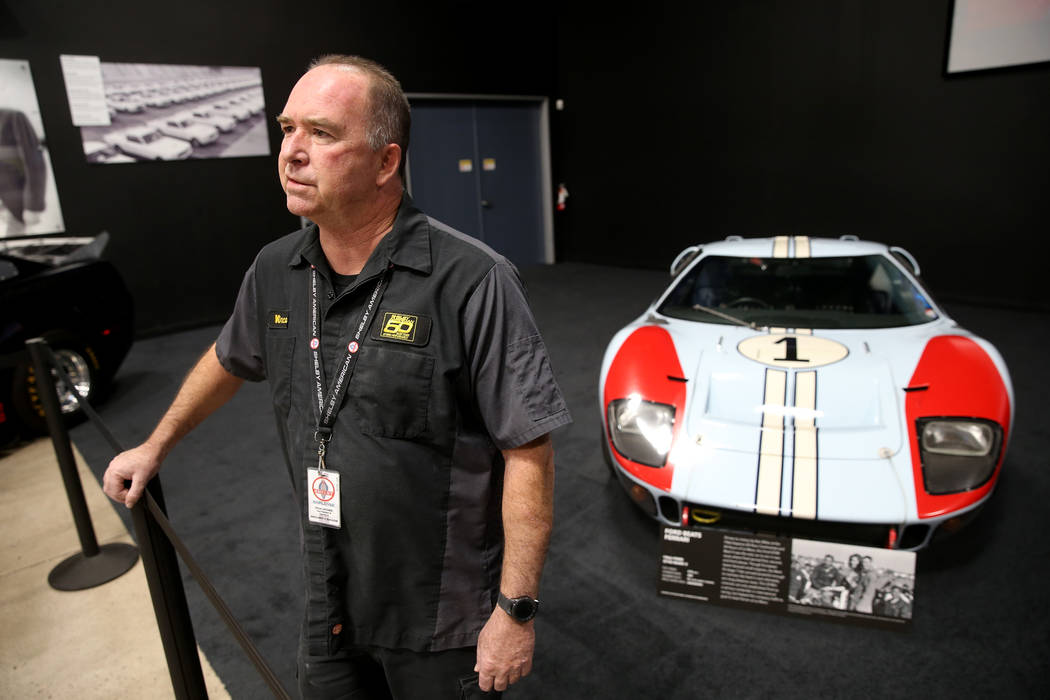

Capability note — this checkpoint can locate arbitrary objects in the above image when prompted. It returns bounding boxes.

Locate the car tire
[10,332,101,436]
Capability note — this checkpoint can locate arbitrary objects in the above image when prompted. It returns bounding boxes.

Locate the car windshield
[658,254,937,329]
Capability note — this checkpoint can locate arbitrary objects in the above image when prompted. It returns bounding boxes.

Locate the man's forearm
[499,434,555,597]
[145,343,245,456]
[103,343,243,506]
[474,434,555,692]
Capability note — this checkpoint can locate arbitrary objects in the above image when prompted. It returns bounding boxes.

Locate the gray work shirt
[215,196,571,653]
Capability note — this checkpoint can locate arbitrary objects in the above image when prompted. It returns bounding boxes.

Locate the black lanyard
[309,263,390,455]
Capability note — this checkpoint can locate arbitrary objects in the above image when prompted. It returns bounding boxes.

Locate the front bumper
[609,456,986,551]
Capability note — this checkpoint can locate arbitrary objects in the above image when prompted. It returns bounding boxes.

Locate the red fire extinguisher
[556,183,569,211]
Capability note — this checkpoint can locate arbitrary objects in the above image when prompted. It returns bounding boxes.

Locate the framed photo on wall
[946,0,1050,74]
[75,61,270,164]
[0,59,66,237]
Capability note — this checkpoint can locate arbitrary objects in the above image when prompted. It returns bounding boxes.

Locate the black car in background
[0,233,133,445]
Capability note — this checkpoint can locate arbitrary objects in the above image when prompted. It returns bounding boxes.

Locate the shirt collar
[287,193,433,277]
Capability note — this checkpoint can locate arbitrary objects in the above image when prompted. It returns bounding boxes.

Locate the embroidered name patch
[371,311,432,347]
[268,309,290,329]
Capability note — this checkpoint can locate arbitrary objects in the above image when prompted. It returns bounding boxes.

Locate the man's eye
[313,129,329,138]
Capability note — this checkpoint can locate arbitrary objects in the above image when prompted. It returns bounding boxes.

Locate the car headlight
[607,397,675,467]
[918,418,1002,494]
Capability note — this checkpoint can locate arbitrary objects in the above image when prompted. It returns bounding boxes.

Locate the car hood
[152,137,192,157]
[685,329,902,460]
[664,322,944,523]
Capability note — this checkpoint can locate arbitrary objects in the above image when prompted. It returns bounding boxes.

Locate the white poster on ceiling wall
[74,60,271,163]
[0,59,66,238]
[947,0,1050,73]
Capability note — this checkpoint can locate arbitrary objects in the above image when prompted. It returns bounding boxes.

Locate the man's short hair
[308,54,411,159]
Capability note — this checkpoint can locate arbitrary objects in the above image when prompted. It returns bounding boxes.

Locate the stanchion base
[48,543,140,591]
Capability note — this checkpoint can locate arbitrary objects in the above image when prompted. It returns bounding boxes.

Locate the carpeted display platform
[70,262,1049,698]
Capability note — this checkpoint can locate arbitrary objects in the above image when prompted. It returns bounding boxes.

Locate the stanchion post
[26,338,139,591]
[27,337,286,697]
[32,340,207,696]
[27,338,100,556]
[130,478,210,700]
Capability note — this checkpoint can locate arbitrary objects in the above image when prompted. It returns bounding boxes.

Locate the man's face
[276,66,383,225]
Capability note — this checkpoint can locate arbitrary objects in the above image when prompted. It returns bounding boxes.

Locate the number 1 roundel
[737,333,849,369]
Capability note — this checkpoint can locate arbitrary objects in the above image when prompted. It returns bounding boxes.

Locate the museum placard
[659,527,916,630]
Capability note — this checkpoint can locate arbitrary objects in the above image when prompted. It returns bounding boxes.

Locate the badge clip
[316,429,331,474]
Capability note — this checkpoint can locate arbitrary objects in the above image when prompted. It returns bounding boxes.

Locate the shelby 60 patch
[371,311,432,347]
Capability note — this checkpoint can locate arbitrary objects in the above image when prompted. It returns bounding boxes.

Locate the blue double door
[406,100,549,267]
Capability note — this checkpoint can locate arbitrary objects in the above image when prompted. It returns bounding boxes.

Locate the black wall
[3,1,1048,337]
[0,1,559,335]
[553,1,1050,310]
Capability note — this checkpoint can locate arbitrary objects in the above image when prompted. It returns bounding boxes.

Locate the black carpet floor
[70,262,1050,699]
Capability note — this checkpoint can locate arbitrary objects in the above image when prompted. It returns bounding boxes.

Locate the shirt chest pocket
[265,334,296,420]
[349,346,434,439]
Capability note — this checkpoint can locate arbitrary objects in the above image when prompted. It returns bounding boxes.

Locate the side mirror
[670,245,702,277]
[889,246,921,277]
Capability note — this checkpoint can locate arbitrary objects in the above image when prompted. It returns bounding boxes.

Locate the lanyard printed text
[308,265,391,438]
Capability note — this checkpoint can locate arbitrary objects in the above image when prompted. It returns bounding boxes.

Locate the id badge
[307,467,341,529]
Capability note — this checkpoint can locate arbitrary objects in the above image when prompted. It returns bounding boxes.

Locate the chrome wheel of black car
[11,334,100,435]
[50,349,93,414]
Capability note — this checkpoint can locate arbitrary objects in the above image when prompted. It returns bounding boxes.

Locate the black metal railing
[27,337,291,700]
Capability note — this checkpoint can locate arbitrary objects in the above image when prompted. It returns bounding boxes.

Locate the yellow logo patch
[380,312,417,342]
[274,313,288,325]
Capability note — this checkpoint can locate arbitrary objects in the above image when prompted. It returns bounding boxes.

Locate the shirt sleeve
[463,261,572,450]
[215,259,266,381]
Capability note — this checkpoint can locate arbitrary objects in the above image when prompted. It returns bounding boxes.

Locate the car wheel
[10,332,101,435]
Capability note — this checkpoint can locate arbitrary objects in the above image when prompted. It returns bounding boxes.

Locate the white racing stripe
[773,235,790,258]
[795,235,810,258]
[755,368,787,515]
[791,371,818,519]
[753,236,819,518]
[791,236,817,518]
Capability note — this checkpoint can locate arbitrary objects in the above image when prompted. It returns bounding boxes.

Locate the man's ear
[376,143,402,187]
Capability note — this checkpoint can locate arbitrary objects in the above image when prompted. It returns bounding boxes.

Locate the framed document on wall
[946,0,1050,74]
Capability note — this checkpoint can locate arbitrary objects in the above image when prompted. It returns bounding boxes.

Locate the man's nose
[281,130,307,163]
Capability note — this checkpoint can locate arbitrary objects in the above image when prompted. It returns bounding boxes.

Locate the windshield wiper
[691,304,767,331]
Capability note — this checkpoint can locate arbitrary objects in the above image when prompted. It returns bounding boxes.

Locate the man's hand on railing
[103,443,164,508]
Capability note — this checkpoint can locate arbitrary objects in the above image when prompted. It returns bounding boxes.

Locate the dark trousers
[297,642,502,700]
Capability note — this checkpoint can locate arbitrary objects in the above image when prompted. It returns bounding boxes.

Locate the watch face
[511,598,537,621]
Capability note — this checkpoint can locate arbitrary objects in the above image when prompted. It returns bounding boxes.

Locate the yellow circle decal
[737,333,849,369]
